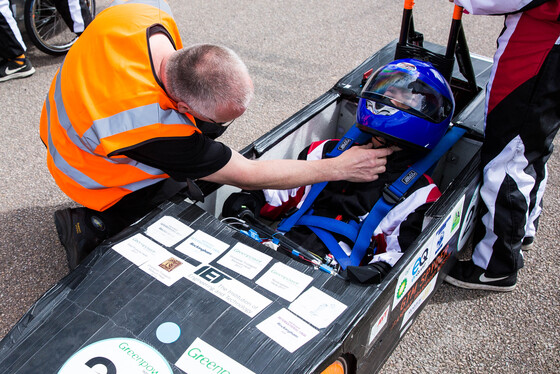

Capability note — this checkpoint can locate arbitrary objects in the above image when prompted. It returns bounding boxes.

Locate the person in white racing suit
[445,0,560,291]
[223,58,456,284]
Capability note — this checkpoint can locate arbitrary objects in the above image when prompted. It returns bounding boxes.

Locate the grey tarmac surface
[0,1,558,373]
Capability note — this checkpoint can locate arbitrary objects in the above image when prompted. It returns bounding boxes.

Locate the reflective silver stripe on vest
[51,71,168,177]
[82,102,193,153]
[46,68,184,192]
[109,0,173,17]
[53,69,187,176]
[45,93,105,190]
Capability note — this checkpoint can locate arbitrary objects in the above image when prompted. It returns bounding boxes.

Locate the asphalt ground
[0,1,558,372]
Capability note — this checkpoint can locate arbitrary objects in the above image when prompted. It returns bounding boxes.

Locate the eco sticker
[58,338,172,374]
[176,338,255,374]
[452,209,461,231]
[397,278,407,299]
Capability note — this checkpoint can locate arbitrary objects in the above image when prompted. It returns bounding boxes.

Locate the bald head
[165,44,254,122]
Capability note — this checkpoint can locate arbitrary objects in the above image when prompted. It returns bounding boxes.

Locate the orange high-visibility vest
[40,0,200,212]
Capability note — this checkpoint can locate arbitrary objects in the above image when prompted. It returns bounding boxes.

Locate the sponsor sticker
[185,264,272,317]
[58,338,172,374]
[288,287,347,329]
[217,242,272,279]
[139,251,195,286]
[391,245,452,330]
[257,308,319,353]
[401,275,437,328]
[368,304,391,346]
[256,262,313,302]
[392,196,464,309]
[176,338,255,374]
[176,230,230,263]
[112,233,168,266]
[145,216,194,247]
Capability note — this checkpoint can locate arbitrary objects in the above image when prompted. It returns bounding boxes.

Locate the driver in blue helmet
[223,58,455,283]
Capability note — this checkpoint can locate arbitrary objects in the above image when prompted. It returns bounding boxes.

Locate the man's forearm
[201,145,394,190]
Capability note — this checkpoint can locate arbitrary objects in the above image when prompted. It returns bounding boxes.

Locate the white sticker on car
[218,242,272,279]
[257,308,319,353]
[145,216,194,247]
[58,338,173,374]
[176,230,230,263]
[185,264,272,318]
[289,287,347,329]
[392,195,464,309]
[256,262,313,302]
[176,338,255,374]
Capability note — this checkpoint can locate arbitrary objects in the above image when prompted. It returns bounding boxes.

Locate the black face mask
[197,121,229,140]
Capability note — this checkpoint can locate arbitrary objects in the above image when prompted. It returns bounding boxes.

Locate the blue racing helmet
[356,58,455,152]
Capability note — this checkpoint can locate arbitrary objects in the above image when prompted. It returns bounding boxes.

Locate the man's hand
[330,143,396,183]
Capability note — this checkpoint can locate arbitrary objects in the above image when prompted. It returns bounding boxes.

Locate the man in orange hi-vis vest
[40,0,395,270]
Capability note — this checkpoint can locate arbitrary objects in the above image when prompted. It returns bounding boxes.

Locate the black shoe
[345,262,392,284]
[445,260,517,292]
[0,57,35,82]
[521,237,534,251]
[54,208,107,270]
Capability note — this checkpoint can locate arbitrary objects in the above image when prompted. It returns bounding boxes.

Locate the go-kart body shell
[0,41,491,374]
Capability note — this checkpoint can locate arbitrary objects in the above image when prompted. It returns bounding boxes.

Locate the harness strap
[298,215,359,242]
[307,226,355,269]
[386,126,466,200]
[278,123,370,232]
[279,126,467,269]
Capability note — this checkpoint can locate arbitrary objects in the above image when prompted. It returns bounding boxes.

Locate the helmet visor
[360,66,453,123]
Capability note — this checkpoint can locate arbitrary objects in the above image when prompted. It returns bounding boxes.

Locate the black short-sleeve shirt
[121,132,232,181]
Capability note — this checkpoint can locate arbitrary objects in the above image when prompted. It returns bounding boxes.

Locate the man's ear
[177,102,190,113]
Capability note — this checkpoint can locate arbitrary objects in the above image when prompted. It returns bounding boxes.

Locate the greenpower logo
[186,347,231,373]
[58,338,172,374]
[176,338,255,374]
[119,342,159,373]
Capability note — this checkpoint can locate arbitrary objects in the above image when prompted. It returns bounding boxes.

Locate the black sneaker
[54,208,107,270]
[521,237,534,251]
[445,260,517,292]
[0,57,35,82]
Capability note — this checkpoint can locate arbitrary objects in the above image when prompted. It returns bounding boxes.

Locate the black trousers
[0,0,25,59]
[89,179,189,237]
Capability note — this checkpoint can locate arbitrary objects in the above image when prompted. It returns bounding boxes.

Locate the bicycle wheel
[24,0,95,56]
